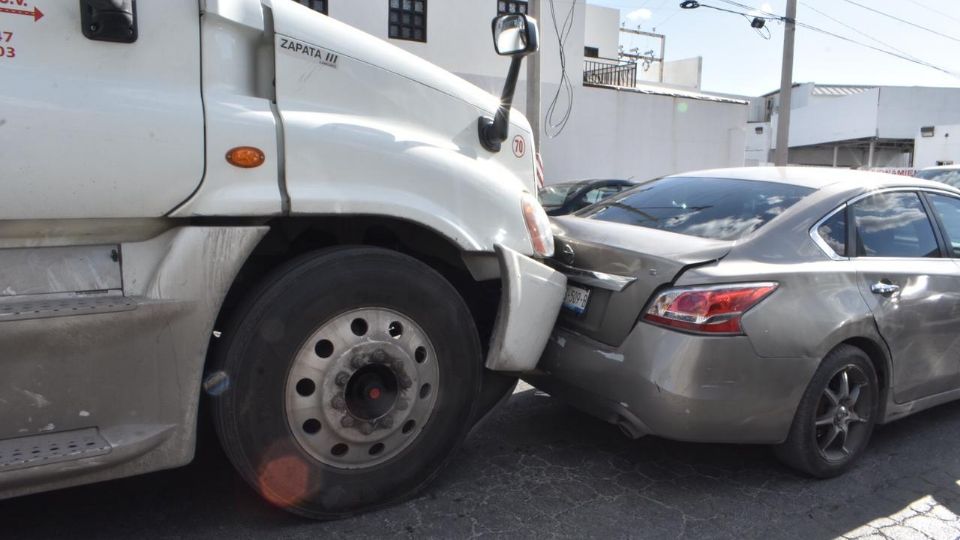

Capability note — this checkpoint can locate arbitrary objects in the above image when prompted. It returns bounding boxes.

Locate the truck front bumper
[484,245,567,372]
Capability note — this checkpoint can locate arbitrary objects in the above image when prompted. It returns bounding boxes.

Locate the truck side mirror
[479,14,540,153]
[493,14,539,56]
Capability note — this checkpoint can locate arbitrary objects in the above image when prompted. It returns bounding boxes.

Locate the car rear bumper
[525,323,820,444]
[484,245,567,372]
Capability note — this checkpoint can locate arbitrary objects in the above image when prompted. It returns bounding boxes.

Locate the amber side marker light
[226,146,266,168]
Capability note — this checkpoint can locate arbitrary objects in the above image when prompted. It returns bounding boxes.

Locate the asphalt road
[3,382,960,539]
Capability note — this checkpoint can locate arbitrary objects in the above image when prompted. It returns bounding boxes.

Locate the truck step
[0,296,138,323]
[0,428,111,473]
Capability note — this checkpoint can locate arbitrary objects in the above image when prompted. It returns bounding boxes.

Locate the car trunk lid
[550,216,733,346]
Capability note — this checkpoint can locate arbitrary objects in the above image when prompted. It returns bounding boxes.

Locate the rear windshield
[580,176,814,241]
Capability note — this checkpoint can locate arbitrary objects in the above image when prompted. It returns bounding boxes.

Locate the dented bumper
[484,245,567,372]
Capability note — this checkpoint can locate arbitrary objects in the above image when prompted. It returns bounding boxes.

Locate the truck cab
[0,0,564,518]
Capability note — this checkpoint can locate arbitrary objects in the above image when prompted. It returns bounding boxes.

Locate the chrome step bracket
[0,428,111,472]
[0,296,138,323]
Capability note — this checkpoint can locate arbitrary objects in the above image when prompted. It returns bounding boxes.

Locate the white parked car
[916,165,960,187]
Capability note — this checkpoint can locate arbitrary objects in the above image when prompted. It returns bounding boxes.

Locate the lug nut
[379,416,394,429]
[340,415,355,428]
[334,371,350,386]
[332,394,346,411]
[359,422,375,435]
[350,356,365,369]
[396,399,409,411]
[399,375,413,390]
[372,349,388,363]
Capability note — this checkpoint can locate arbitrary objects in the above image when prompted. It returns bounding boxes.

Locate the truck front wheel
[211,247,482,519]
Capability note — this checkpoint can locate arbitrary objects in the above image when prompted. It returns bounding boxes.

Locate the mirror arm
[479,56,524,153]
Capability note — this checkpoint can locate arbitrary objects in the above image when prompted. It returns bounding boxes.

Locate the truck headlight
[521,192,554,257]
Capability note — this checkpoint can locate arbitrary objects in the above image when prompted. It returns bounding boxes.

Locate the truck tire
[211,247,482,519]
[774,344,878,478]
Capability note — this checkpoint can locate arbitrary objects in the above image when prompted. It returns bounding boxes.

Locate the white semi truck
[0,0,565,518]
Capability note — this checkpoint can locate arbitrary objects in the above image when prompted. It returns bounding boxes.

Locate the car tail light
[521,192,554,257]
[643,282,778,335]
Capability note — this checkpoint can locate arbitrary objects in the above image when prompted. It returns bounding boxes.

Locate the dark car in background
[529,167,960,478]
[539,179,638,216]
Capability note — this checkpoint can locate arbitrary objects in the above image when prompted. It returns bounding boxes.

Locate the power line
[794,20,959,77]
[903,0,960,25]
[799,1,923,65]
[840,0,960,44]
[715,0,779,19]
[679,1,960,78]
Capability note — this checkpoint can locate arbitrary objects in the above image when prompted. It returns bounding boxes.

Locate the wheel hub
[284,308,440,469]
[345,362,399,420]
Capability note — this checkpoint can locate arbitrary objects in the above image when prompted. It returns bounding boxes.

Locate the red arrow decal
[0,6,43,22]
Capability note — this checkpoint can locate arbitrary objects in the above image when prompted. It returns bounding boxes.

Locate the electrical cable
[794,20,960,77]
[800,1,924,64]
[715,0,779,18]
[544,0,577,138]
[680,0,960,78]
[839,0,960,44]
[903,0,960,25]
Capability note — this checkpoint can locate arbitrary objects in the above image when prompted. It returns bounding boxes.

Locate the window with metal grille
[389,0,427,42]
[498,1,528,14]
[296,0,328,15]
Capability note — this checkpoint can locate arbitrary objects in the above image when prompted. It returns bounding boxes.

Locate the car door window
[927,193,960,258]
[852,192,940,258]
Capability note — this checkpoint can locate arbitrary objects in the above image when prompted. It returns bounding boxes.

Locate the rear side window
[927,193,960,258]
[852,192,939,258]
[580,177,813,241]
[816,210,847,257]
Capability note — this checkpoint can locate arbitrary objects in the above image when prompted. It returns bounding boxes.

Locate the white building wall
[328,0,515,81]
[786,88,880,148]
[662,57,702,90]
[915,124,960,168]
[745,122,772,166]
[539,86,747,181]
[878,88,960,139]
[583,4,619,59]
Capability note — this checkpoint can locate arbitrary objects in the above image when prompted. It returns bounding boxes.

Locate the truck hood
[270,2,533,138]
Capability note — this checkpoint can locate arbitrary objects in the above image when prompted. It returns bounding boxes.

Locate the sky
[585,0,960,96]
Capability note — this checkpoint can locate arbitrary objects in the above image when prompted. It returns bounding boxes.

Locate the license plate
[563,285,591,315]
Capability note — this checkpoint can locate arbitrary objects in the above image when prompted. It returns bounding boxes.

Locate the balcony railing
[583,58,638,88]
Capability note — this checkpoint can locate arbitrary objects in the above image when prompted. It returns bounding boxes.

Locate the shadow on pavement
[2,387,960,539]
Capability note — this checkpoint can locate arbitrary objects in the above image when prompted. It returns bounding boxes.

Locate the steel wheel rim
[285,307,440,469]
[813,364,873,463]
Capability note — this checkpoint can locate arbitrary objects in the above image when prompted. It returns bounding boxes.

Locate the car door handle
[870,282,901,296]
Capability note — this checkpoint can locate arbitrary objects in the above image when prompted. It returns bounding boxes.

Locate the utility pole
[526,0,542,149]
[774,0,797,166]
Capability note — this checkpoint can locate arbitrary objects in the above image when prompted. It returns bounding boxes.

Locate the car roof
[920,165,960,171]
[669,166,958,193]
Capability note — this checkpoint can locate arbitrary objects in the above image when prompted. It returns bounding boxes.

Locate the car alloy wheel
[814,364,873,463]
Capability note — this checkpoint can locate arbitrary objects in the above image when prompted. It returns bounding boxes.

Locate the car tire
[774,344,879,478]
[210,247,482,519]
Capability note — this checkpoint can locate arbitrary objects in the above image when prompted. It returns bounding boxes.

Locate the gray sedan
[526,167,960,477]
